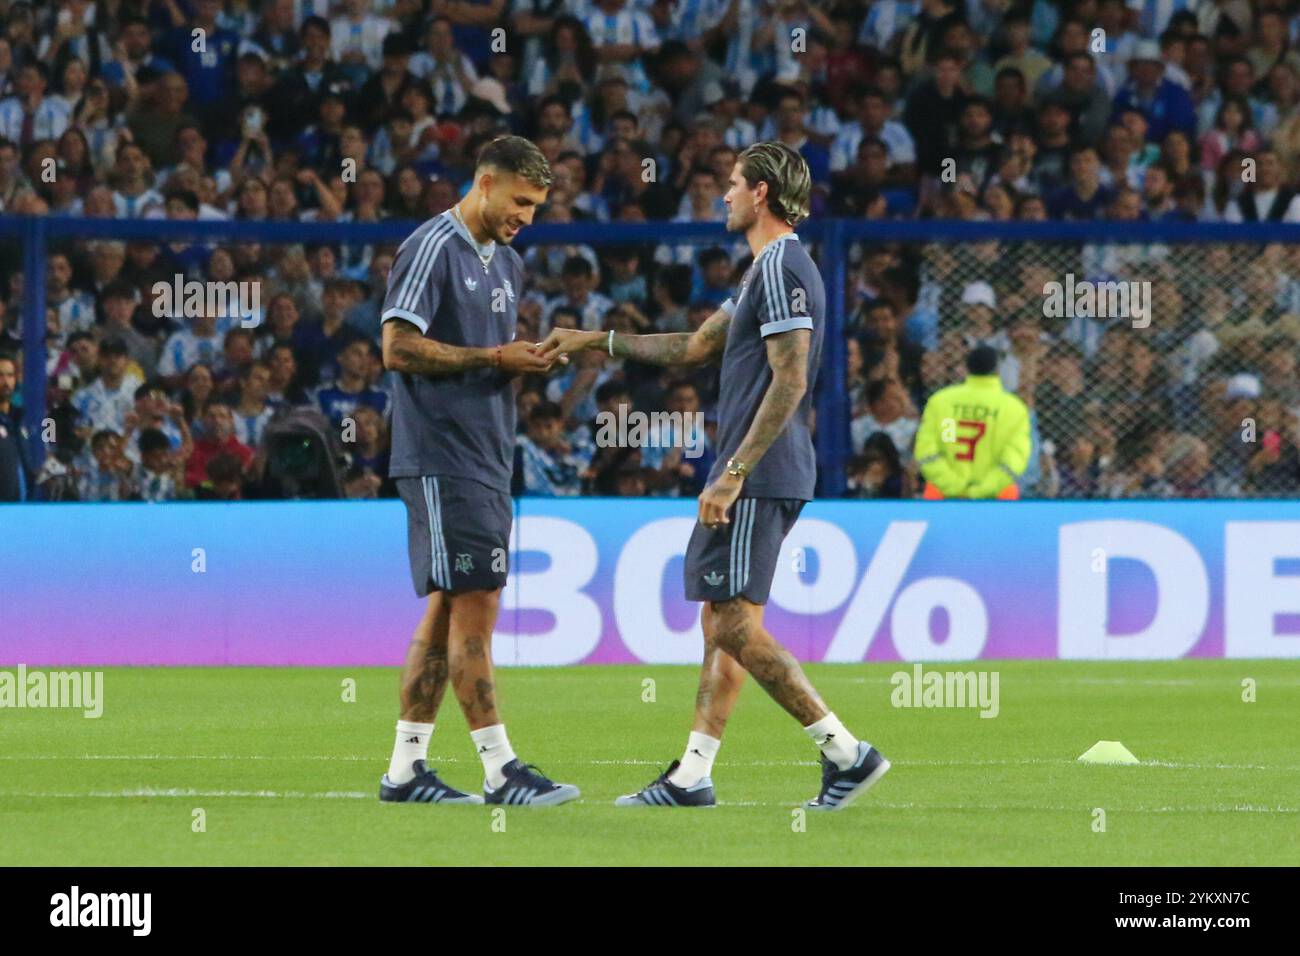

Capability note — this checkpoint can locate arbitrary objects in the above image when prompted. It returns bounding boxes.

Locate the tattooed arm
[382,318,553,376]
[696,329,811,528]
[731,328,811,466]
[534,306,732,367]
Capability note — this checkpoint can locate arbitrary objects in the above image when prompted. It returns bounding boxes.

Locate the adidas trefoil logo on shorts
[455,553,474,574]
[703,571,725,587]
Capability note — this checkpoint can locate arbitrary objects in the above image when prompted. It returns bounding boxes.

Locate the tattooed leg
[710,596,828,727]
[691,602,748,739]
[447,588,502,731]
[399,592,450,723]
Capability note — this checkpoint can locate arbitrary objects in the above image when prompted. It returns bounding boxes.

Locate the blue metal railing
[6,214,1299,498]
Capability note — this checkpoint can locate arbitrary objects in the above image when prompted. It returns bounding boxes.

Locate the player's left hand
[698,471,743,529]
[535,328,601,362]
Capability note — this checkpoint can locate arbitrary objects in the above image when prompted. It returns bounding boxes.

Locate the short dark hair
[240,359,271,381]
[165,188,200,213]
[138,428,171,456]
[382,33,413,57]
[529,400,564,424]
[967,346,1000,375]
[134,380,166,401]
[102,280,136,303]
[698,246,730,270]
[538,94,568,114]
[91,429,119,449]
[20,61,48,84]
[687,165,717,184]
[995,66,1026,86]
[658,264,694,307]
[561,255,593,277]
[301,15,330,38]
[595,381,630,405]
[870,379,900,407]
[477,135,553,188]
[549,305,582,327]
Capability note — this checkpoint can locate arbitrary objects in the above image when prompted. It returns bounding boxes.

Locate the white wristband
[608,329,615,357]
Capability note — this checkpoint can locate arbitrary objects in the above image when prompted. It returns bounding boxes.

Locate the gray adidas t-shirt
[707,233,825,500]
[382,210,523,493]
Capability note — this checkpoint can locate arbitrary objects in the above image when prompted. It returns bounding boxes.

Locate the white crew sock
[471,723,517,789]
[667,732,720,788]
[803,712,861,770]
[387,720,433,784]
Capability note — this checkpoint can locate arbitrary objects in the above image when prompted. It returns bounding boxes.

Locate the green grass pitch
[1,660,1296,866]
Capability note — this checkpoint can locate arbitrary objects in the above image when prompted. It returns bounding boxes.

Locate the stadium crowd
[1,0,1299,501]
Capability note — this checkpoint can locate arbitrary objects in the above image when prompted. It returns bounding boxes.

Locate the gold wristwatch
[725,458,751,479]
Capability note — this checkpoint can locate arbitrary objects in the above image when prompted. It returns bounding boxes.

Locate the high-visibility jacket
[913,374,1031,499]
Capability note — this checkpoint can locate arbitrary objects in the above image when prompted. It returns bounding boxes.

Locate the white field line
[0,754,1295,812]
[0,755,1295,772]
[2,790,1294,814]
[715,801,1298,813]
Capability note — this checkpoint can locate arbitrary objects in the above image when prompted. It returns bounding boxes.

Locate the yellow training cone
[1077,741,1140,764]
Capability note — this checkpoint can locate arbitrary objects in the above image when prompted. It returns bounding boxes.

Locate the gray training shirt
[382,209,523,493]
[707,232,825,500]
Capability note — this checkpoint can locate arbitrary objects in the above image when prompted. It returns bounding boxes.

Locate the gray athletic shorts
[396,475,512,596]
[683,497,805,605]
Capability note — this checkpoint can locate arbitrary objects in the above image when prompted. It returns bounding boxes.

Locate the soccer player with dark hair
[377,135,581,806]
[538,142,891,810]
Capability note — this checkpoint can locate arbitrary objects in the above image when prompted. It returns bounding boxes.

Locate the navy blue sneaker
[484,759,580,807]
[805,743,890,811]
[614,760,716,807]
[380,760,483,804]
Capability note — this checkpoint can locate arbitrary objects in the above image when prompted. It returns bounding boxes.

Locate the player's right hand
[496,340,555,375]
[536,328,601,362]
